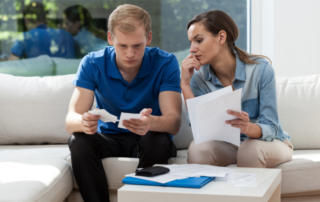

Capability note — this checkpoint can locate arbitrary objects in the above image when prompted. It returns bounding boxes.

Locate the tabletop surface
[119,167,281,198]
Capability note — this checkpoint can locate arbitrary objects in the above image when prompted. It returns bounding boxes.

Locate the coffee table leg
[268,184,281,202]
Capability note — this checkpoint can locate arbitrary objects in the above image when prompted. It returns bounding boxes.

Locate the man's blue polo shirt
[11,24,75,58]
[73,46,181,134]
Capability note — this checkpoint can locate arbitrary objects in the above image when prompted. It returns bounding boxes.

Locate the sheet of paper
[215,172,257,187]
[88,109,118,123]
[162,164,236,178]
[125,173,188,184]
[118,112,142,129]
[186,86,233,143]
[195,89,242,146]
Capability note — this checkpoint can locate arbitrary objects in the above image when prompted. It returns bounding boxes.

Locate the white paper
[126,164,237,184]
[196,89,242,146]
[118,112,142,129]
[125,173,188,184]
[88,109,118,123]
[186,86,233,144]
[215,172,257,187]
[162,164,236,178]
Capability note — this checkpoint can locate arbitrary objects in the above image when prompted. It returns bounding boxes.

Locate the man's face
[108,25,152,70]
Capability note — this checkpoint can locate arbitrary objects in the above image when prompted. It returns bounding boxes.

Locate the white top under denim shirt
[189,55,290,142]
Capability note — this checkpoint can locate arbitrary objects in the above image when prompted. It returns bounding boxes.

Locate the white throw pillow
[0,73,75,144]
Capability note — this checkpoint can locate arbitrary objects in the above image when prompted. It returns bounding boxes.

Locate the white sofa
[1,69,320,202]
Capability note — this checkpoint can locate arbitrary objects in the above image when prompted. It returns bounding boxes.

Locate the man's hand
[81,112,100,134]
[225,110,250,134]
[123,108,152,136]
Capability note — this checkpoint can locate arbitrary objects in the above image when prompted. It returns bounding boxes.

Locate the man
[65,4,182,202]
[10,1,75,60]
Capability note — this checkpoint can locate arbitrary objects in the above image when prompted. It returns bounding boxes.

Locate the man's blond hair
[108,4,151,37]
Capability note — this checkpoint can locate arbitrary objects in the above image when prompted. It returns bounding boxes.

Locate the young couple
[65,4,293,202]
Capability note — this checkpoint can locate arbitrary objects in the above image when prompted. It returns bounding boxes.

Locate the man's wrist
[148,115,156,131]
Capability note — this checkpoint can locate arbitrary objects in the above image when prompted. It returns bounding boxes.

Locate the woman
[181,10,293,168]
[63,5,109,58]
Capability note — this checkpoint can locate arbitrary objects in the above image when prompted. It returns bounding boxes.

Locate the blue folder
[122,176,214,188]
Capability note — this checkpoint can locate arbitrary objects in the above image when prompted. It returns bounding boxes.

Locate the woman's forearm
[245,123,262,139]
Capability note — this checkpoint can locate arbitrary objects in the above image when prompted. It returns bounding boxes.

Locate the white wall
[252,0,320,77]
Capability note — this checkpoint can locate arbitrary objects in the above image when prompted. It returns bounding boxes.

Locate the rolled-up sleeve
[256,62,279,141]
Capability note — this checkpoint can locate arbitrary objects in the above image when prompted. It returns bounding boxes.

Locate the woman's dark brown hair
[187,10,271,64]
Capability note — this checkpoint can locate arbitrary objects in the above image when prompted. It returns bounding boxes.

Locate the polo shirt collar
[204,54,246,85]
[108,48,151,79]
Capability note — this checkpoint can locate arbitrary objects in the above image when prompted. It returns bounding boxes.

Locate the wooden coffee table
[118,167,281,202]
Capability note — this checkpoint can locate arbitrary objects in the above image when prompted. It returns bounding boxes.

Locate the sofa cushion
[52,57,81,75]
[275,150,320,194]
[0,73,75,144]
[0,55,55,76]
[67,149,188,191]
[0,145,70,162]
[276,75,320,149]
[0,158,73,202]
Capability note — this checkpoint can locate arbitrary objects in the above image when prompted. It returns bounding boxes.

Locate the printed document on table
[118,112,142,129]
[196,89,242,146]
[186,86,233,144]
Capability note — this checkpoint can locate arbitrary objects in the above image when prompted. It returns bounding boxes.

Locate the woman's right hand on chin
[181,53,201,88]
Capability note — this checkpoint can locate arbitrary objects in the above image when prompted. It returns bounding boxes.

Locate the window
[0,0,249,76]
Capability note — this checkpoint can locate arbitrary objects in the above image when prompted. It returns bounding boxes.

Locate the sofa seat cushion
[0,158,73,202]
[0,145,70,162]
[67,149,188,191]
[275,150,320,195]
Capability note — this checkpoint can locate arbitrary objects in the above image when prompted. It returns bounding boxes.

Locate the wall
[252,0,320,77]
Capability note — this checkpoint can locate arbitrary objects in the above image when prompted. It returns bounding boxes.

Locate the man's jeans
[68,131,176,202]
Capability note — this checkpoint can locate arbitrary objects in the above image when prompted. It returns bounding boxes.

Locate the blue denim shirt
[189,55,290,142]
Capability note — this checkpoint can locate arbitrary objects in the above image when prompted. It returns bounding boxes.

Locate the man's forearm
[65,113,84,135]
[149,113,181,135]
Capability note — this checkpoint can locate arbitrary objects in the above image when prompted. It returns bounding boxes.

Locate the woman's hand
[225,110,250,134]
[181,53,201,88]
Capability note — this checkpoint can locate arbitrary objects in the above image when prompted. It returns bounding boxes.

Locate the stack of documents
[186,86,242,146]
[125,164,236,184]
[124,164,257,187]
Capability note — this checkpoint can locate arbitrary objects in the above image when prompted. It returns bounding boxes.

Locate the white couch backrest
[276,75,320,150]
[0,73,75,144]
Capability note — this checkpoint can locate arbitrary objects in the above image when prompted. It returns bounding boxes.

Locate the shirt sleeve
[190,73,205,97]
[159,55,181,93]
[11,34,24,58]
[255,62,280,141]
[72,54,96,91]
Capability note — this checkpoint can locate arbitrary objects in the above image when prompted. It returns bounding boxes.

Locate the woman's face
[187,22,222,65]
[63,17,80,36]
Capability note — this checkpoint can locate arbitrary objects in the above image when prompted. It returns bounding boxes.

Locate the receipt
[88,109,118,123]
[118,112,141,129]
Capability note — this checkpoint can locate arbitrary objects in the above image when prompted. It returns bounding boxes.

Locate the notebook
[122,176,214,188]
